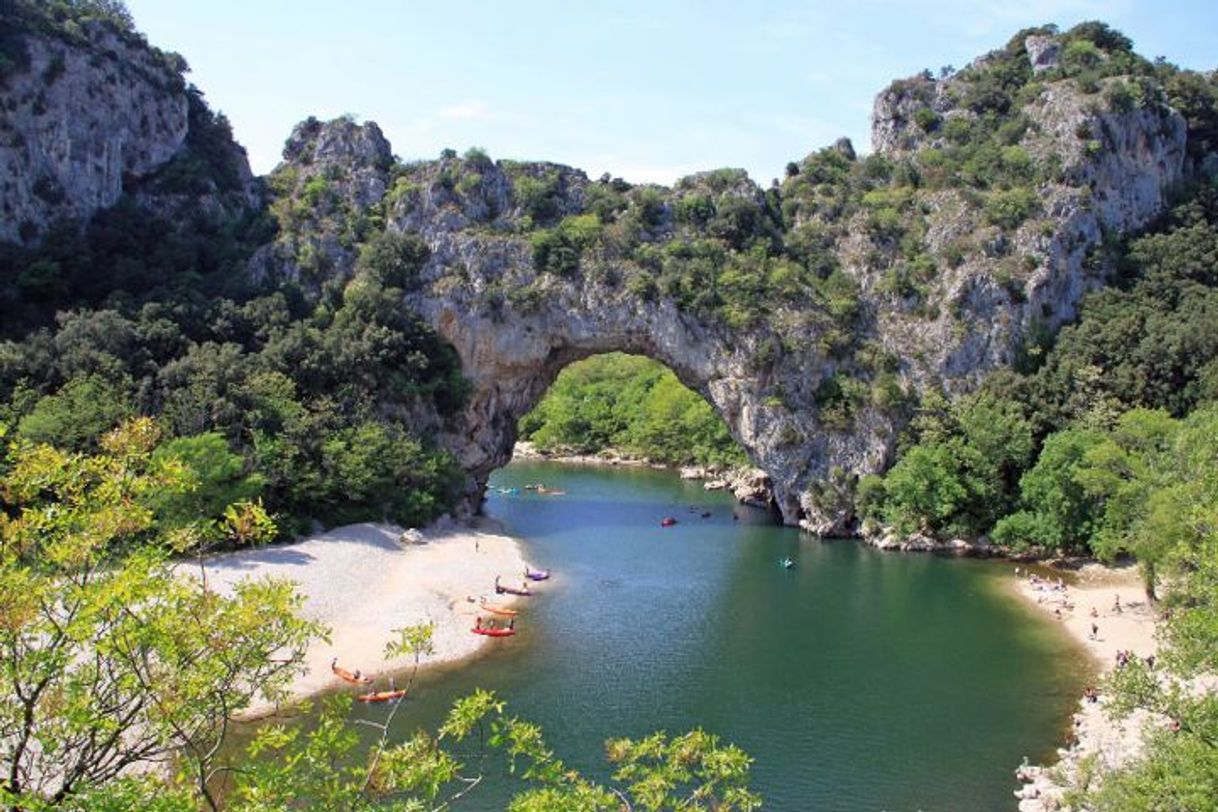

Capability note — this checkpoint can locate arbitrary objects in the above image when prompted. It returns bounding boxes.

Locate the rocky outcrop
[248,116,395,291]
[0,21,190,243]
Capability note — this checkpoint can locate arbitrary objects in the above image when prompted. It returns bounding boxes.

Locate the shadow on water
[240,461,1088,811]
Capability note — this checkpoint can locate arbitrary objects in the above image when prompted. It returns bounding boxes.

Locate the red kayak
[472,626,516,637]
[357,687,408,703]
[661,517,678,527]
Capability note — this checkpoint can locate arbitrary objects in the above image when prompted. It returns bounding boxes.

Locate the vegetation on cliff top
[0,0,188,90]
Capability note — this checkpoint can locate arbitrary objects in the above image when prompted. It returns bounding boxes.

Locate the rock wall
[248,116,395,292]
[250,30,1188,532]
[0,21,190,243]
[1,17,1192,536]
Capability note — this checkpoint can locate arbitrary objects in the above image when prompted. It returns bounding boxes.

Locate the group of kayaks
[330,566,551,701]
[473,567,551,637]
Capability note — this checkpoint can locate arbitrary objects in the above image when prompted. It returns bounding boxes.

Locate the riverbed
[278,461,1090,810]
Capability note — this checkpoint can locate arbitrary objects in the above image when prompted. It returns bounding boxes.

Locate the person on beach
[1090,622,1099,640]
[1113,594,1123,613]
[475,616,482,630]
[509,617,516,630]
[1090,606,1098,619]
[1055,608,1063,620]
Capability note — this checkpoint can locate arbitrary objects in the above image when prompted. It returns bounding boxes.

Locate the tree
[148,432,265,536]
[877,443,970,535]
[227,690,760,812]
[0,419,323,810]
[15,375,133,451]
[991,428,1105,551]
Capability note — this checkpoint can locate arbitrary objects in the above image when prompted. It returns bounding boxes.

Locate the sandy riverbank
[1010,562,1161,810]
[199,518,532,716]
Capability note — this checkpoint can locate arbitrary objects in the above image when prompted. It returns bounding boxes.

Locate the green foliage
[991,427,1105,551]
[531,214,602,277]
[148,432,264,534]
[0,419,325,808]
[226,689,759,812]
[984,187,1039,230]
[354,228,430,288]
[0,216,468,536]
[520,353,744,467]
[866,392,1033,538]
[16,374,133,451]
[513,170,566,225]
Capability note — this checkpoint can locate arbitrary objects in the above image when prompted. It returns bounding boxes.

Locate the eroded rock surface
[243,28,1191,531]
[0,21,189,242]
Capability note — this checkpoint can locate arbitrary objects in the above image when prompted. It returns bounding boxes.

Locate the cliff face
[865,78,1186,397]
[0,20,190,243]
[1,17,1200,534]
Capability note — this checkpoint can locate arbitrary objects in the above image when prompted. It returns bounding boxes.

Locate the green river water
[288,461,1089,810]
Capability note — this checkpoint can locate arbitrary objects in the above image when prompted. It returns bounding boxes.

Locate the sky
[123,1,1217,186]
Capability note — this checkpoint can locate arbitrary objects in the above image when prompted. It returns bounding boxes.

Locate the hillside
[0,6,1216,537]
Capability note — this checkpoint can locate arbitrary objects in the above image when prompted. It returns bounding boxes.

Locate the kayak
[480,599,518,617]
[780,557,795,569]
[495,576,532,596]
[661,517,678,527]
[525,567,551,581]
[331,658,373,685]
[472,626,516,637]
[357,687,408,703]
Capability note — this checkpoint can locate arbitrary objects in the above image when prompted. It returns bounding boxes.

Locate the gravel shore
[200,517,531,716]
[1010,562,1160,810]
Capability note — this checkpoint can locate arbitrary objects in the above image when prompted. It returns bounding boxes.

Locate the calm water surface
[334,461,1086,810]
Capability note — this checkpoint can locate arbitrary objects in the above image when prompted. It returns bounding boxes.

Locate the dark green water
[336,462,1086,810]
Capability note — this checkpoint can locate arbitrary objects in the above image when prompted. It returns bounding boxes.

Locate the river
[323,461,1087,810]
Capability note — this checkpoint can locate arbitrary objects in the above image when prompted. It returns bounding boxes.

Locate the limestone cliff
[251,27,1192,532]
[2,15,1205,536]
[0,5,256,244]
[248,116,395,293]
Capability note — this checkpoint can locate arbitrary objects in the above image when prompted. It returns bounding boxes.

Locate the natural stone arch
[254,38,1188,534]
[405,258,893,533]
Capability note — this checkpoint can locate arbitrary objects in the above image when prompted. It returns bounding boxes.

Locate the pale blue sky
[124,1,1216,185]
